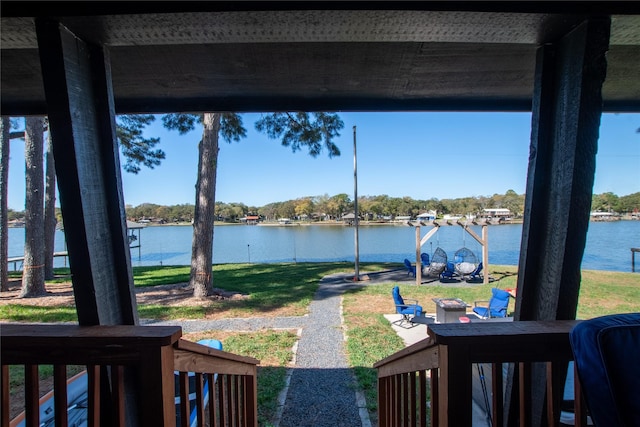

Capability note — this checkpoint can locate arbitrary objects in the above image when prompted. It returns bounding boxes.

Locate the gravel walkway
[146,272,403,426]
[278,279,367,427]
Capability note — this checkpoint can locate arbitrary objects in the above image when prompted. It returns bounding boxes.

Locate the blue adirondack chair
[465,262,484,283]
[472,288,510,318]
[392,286,423,328]
[403,258,416,277]
[439,261,459,282]
[420,252,430,266]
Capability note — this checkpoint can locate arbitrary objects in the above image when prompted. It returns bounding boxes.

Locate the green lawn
[1,262,397,322]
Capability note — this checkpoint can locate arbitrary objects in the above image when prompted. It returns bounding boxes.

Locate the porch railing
[374,320,587,427]
[1,324,259,427]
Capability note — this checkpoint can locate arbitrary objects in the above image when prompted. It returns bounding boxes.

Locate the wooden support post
[416,226,422,285]
[516,16,611,320]
[35,18,142,426]
[35,19,138,326]
[482,225,489,284]
[510,16,611,427]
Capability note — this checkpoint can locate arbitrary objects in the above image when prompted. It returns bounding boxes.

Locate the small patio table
[432,297,469,323]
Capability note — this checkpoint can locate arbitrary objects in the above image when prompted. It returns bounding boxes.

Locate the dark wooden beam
[35,19,138,326]
[517,17,611,321]
[3,1,640,17]
[511,16,611,426]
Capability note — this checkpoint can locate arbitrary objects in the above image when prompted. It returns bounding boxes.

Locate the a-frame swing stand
[413,220,489,285]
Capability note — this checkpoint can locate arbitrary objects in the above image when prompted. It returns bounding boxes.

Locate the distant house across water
[417,211,437,221]
[482,208,513,221]
[240,215,261,225]
[590,211,620,221]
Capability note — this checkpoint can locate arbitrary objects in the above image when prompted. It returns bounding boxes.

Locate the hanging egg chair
[426,247,447,276]
[454,247,479,275]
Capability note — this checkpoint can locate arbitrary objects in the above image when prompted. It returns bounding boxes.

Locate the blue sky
[6,112,639,210]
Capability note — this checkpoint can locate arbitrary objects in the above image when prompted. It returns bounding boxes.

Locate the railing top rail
[373,336,437,369]
[428,320,580,345]
[176,338,259,365]
[374,320,581,374]
[1,324,182,347]
[1,324,183,365]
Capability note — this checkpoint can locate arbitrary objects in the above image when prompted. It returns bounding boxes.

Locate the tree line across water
[114,190,639,223]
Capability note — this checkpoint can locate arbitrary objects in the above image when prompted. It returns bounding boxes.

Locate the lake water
[7,221,640,272]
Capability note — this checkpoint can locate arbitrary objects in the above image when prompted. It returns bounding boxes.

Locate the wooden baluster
[225,375,233,426]
[402,372,410,427]
[195,373,205,427]
[573,364,587,427]
[387,376,393,427]
[519,362,532,427]
[378,376,386,427]
[492,363,503,427]
[245,374,257,427]
[392,375,398,426]
[112,366,125,427]
[87,365,101,427]
[53,365,68,427]
[409,372,417,427]
[234,375,240,426]
[430,368,438,427]
[1,365,9,427]
[179,372,190,427]
[241,375,249,427]
[24,364,39,427]
[418,371,427,427]
[208,374,217,427]
[218,375,226,427]
[545,362,557,427]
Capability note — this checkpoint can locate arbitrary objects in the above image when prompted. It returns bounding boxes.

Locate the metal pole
[353,125,360,280]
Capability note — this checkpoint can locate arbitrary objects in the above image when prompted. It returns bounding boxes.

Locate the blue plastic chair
[472,288,510,318]
[403,258,416,277]
[392,286,423,328]
[570,313,640,427]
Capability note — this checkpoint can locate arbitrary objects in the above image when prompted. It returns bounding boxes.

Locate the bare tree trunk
[21,117,46,297]
[44,127,57,280]
[190,113,220,297]
[0,117,10,292]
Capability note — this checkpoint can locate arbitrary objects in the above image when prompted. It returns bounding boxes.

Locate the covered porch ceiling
[2,2,639,115]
